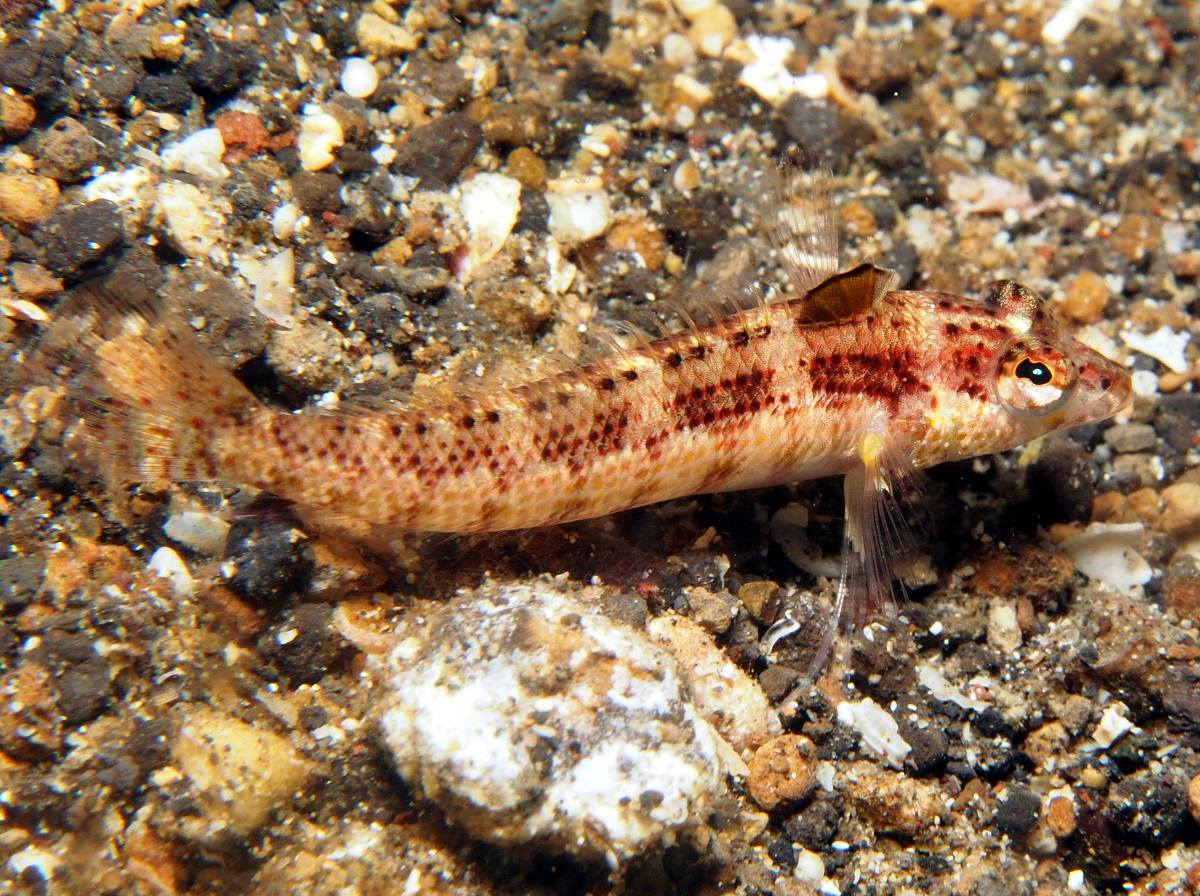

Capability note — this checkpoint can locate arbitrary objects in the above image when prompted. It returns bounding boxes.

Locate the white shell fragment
[737,35,829,105]
[1079,702,1135,752]
[297,107,345,172]
[235,248,296,328]
[1121,324,1192,374]
[546,176,612,246]
[917,663,988,713]
[457,172,522,281]
[341,57,379,98]
[161,128,229,180]
[372,583,728,861]
[1059,522,1153,593]
[836,697,911,769]
[1042,0,1099,45]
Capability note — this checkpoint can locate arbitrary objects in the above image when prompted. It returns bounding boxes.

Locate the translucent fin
[800,432,925,686]
[767,159,840,299]
[24,277,263,488]
[794,262,899,325]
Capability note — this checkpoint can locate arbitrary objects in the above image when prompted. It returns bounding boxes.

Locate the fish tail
[22,278,263,487]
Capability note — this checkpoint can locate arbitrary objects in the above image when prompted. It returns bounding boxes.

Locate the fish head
[915,280,1132,464]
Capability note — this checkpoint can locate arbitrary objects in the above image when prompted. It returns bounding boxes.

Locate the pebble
[1189,774,1200,824]
[546,176,613,245]
[215,111,270,164]
[394,112,483,189]
[687,2,737,58]
[1046,794,1076,838]
[258,603,352,685]
[747,735,816,811]
[183,40,257,98]
[41,199,125,278]
[1110,214,1162,263]
[784,800,840,849]
[836,697,911,769]
[994,785,1042,838]
[163,511,231,556]
[838,42,913,96]
[36,117,100,183]
[505,147,547,191]
[606,216,667,272]
[136,72,194,112]
[842,762,947,837]
[481,101,548,148]
[367,583,729,861]
[0,664,62,760]
[340,57,379,98]
[355,11,419,56]
[0,173,60,228]
[737,580,782,625]
[0,91,35,141]
[297,107,345,172]
[172,704,315,836]
[1104,422,1158,454]
[1060,270,1109,324]
[10,263,61,300]
[161,128,230,180]
[156,182,227,257]
[1161,482,1200,538]
[223,518,312,605]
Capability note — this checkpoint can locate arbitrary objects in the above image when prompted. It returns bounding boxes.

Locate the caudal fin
[22,277,262,488]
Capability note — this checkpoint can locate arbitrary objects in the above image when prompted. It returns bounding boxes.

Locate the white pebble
[297,107,344,172]
[148,547,197,597]
[1080,702,1135,752]
[986,602,1023,655]
[1131,369,1160,398]
[341,57,379,99]
[1042,0,1097,45]
[164,511,231,556]
[546,176,612,245]
[161,128,229,180]
[156,181,226,257]
[738,35,829,105]
[836,698,911,769]
[271,201,302,241]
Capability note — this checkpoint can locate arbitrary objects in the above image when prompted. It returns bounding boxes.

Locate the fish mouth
[1074,353,1133,423]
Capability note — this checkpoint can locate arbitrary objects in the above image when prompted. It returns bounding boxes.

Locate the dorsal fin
[794,262,898,324]
[766,159,840,299]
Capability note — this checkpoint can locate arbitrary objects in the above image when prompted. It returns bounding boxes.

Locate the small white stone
[1042,0,1097,45]
[148,546,196,597]
[271,201,302,241]
[457,172,522,281]
[737,35,829,105]
[986,602,1023,655]
[1131,369,1160,397]
[156,181,226,257]
[297,107,344,172]
[161,128,229,180]
[341,57,379,99]
[164,511,231,556]
[793,848,825,883]
[546,176,612,246]
[235,248,295,328]
[355,11,418,56]
[82,165,155,209]
[836,698,911,769]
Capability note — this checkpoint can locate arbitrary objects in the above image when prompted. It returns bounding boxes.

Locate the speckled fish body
[61,275,1128,535]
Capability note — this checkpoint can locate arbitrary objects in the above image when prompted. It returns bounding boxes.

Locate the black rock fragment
[40,201,124,280]
[0,555,45,612]
[184,40,258,98]
[393,112,483,190]
[258,603,353,685]
[136,73,194,112]
[784,800,840,850]
[994,785,1041,838]
[224,517,313,606]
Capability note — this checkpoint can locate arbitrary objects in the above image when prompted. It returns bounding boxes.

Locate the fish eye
[996,342,1077,416]
[1015,358,1053,386]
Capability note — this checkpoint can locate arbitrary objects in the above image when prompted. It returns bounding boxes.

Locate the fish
[19,164,1131,667]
